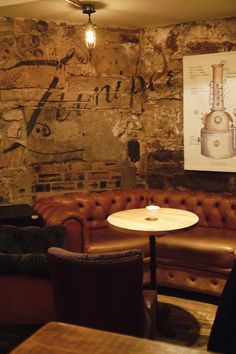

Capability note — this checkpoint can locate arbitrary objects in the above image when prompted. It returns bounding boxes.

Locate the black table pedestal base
[149,234,176,338]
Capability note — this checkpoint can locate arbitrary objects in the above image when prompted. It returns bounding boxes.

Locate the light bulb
[85,22,96,49]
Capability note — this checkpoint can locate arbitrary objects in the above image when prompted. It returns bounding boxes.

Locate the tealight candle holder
[145,205,160,221]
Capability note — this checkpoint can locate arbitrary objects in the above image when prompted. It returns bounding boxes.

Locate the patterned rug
[156,292,218,351]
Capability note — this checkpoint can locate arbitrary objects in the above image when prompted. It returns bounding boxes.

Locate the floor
[0,287,219,353]
[156,288,218,351]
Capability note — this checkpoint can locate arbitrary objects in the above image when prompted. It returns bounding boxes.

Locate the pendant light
[82,4,96,49]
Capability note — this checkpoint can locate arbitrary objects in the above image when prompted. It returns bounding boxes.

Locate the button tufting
[189,276,196,282]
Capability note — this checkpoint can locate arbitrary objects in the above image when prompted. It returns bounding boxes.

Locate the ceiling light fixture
[82,4,96,49]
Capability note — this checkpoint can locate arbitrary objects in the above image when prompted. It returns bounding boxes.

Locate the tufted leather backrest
[147,189,236,229]
[34,189,236,230]
[82,190,148,229]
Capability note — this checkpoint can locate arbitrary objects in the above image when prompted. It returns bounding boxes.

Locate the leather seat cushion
[157,226,236,268]
[87,227,150,257]
[88,226,236,269]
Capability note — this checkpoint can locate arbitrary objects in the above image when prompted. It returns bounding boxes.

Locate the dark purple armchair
[47,247,156,338]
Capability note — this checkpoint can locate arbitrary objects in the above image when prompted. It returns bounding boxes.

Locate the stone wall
[0,17,140,203]
[140,18,236,192]
[0,16,236,205]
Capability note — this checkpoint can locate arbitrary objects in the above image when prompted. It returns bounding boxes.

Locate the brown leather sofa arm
[63,219,84,252]
[35,205,88,253]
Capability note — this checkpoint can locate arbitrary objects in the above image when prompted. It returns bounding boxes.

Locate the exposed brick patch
[31,160,122,198]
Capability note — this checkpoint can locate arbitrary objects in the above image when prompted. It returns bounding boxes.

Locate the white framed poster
[183,51,236,172]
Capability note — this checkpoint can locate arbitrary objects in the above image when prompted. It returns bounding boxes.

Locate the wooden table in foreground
[107,208,199,290]
[10,321,214,354]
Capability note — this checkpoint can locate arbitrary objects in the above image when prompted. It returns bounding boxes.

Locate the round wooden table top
[107,207,199,235]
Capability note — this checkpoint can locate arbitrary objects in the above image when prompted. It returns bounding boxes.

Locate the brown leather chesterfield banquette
[34,189,236,296]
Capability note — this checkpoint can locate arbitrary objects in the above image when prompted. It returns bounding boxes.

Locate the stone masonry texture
[0,16,236,204]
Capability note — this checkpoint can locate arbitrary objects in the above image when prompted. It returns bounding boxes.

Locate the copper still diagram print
[201,63,236,159]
